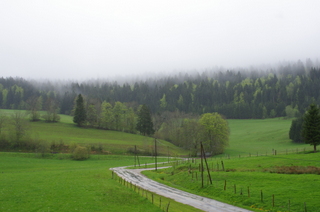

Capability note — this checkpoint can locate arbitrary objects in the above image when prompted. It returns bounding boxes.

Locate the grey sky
[1,0,319,80]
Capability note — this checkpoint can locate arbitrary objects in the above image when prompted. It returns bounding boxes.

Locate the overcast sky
[1,0,319,80]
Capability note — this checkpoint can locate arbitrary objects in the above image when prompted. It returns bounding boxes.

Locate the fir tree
[302,104,320,152]
[73,94,86,127]
[136,105,154,136]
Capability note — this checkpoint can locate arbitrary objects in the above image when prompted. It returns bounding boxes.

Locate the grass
[0,109,188,156]
[143,152,320,212]
[226,118,312,157]
[2,110,319,211]
[0,152,200,212]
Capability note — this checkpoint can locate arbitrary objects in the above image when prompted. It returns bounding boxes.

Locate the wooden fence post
[166,202,170,212]
[272,194,275,207]
[221,161,225,171]
[304,202,307,212]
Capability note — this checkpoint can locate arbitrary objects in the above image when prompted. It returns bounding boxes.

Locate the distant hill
[1,60,320,119]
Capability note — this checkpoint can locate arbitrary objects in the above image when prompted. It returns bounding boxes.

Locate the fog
[1,0,319,80]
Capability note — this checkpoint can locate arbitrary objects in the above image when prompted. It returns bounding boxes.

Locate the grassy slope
[226,118,311,157]
[1,109,188,156]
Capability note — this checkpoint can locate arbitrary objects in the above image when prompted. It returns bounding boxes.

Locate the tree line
[72,93,229,156]
[1,60,320,119]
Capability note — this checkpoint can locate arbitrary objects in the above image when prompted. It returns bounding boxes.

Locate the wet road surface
[110,166,252,212]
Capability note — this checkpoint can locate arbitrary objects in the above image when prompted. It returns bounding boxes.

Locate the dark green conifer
[73,94,86,127]
[302,104,320,152]
[136,105,154,136]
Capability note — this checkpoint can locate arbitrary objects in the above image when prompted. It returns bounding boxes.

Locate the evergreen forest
[1,61,319,120]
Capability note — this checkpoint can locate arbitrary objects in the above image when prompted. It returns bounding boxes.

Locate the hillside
[0,61,320,119]
[0,109,188,156]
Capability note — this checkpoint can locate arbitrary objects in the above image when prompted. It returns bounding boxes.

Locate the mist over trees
[1,60,320,154]
[1,60,320,119]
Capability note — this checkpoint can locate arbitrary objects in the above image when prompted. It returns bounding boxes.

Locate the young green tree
[199,113,229,155]
[302,104,320,153]
[0,111,7,135]
[136,105,154,136]
[86,104,97,127]
[42,97,60,122]
[10,111,29,148]
[180,118,202,156]
[124,107,137,133]
[73,94,86,127]
[101,101,113,129]
[26,96,42,121]
[113,101,125,131]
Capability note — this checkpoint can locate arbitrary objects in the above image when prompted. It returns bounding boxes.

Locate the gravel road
[110,166,252,212]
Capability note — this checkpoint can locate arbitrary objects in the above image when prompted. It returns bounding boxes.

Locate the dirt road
[110,166,252,212]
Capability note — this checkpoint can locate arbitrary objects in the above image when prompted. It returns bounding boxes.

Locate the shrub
[268,166,320,175]
[36,139,49,157]
[69,142,78,153]
[72,145,90,160]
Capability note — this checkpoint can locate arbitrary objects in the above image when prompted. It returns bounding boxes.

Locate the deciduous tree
[101,101,113,129]
[26,96,42,121]
[199,113,229,155]
[42,97,60,122]
[10,111,29,147]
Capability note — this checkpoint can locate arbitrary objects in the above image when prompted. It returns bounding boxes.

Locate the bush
[72,145,90,160]
[69,142,78,153]
[36,139,49,157]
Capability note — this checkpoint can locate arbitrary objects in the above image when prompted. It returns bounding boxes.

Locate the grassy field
[2,109,318,211]
[144,152,320,212]
[226,118,312,157]
[0,109,188,156]
[0,153,201,212]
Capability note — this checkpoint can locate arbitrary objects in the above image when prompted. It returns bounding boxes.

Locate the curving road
[110,166,252,212]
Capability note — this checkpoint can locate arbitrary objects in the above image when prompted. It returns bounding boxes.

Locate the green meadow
[226,118,312,157]
[1,109,188,156]
[144,152,320,212]
[2,110,319,211]
[0,153,200,212]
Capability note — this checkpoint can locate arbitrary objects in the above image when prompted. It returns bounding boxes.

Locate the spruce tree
[73,94,86,127]
[136,105,154,136]
[302,104,320,152]
[289,117,304,143]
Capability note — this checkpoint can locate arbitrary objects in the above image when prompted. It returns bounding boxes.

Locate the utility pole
[155,138,157,171]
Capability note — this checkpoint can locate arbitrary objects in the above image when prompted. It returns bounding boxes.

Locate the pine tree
[302,104,320,152]
[136,105,154,136]
[73,94,86,127]
[289,117,304,143]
